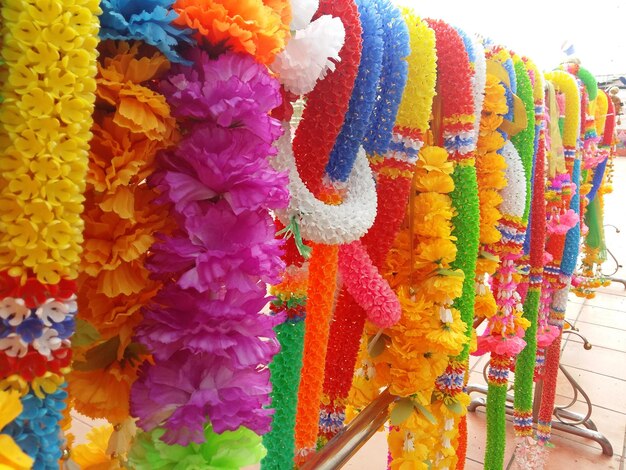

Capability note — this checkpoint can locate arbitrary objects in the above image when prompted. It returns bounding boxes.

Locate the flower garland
[172,0,291,65]
[319,0,411,444]
[384,145,467,469]
[68,40,178,429]
[0,0,99,465]
[512,57,547,467]
[536,70,581,457]
[99,0,193,63]
[574,89,615,298]
[346,7,437,423]
[129,44,289,453]
[262,2,349,463]
[0,390,33,469]
[261,259,308,470]
[425,20,480,469]
[472,73,508,329]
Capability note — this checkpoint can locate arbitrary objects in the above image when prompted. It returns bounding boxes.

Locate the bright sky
[397,0,626,77]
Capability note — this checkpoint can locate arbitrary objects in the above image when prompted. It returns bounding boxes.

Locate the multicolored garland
[512,57,547,467]
[320,0,410,444]
[0,0,99,466]
[426,20,480,469]
[536,70,581,457]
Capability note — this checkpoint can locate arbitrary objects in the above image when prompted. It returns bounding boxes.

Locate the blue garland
[561,158,582,275]
[99,0,193,64]
[587,157,608,202]
[324,0,384,182]
[2,388,67,470]
[362,0,409,156]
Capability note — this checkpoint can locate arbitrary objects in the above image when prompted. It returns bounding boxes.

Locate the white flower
[0,333,28,358]
[0,297,29,326]
[500,140,527,218]
[271,0,345,95]
[32,328,62,358]
[271,124,377,245]
[35,297,73,326]
[471,37,487,146]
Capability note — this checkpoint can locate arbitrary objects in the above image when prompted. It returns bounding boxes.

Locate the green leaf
[445,400,465,415]
[437,268,464,278]
[390,398,415,425]
[73,336,120,371]
[72,318,101,347]
[415,403,438,425]
[480,250,500,262]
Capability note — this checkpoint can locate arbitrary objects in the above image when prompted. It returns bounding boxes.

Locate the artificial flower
[271,0,345,96]
[0,390,33,470]
[99,0,193,64]
[173,0,290,64]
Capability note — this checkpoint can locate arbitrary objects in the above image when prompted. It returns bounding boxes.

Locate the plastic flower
[146,201,285,293]
[2,388,67,469]
[128,425,266,469]
[99,0,193,64]
[137,284,281,362]
[71,424,122,469]
[172,0,290,64]
[271,0,345,95]
[0,390,33,470]
[158,50,282,145]
[68,360,139,424]
[131,350,274,445]
[150,125,288,216]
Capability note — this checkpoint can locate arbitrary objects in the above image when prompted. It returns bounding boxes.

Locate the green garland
[511,59,536,224]
[485,384,508,470]
[261,318,306,470]
[450,163,480,362]
[513,291,539,414]
[129,426,266,469]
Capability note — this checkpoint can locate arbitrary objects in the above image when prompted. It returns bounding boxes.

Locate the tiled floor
[71,158,626,468]
[349,159,626,469]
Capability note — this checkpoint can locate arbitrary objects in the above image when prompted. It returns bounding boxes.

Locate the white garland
[271,0,345,96]
[471,37,487,147]
[500,140,527,218]
[271,124,377,244]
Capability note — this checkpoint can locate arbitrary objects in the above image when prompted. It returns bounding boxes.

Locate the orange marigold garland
[69,41,178,426]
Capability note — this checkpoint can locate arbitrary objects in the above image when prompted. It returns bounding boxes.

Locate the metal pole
[300,388,397,470]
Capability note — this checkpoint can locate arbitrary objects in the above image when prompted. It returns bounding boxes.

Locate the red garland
[425,19,474,161]
[291,0,362,196]
[320,171,411,441]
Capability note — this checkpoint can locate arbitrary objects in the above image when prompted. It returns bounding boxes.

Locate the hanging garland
[262,1,346,466]
[320,0,413,444]
[426,21,480,470]
[512,57,547,467]
[536,70,581,461]
[347,10,438,422]
[0,0,99,466]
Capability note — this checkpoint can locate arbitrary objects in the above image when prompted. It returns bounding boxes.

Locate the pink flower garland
[130,50,289,445]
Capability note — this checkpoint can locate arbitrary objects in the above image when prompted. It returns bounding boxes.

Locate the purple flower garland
[130,49,289,446]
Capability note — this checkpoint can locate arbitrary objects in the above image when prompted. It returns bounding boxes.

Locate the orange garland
[294,243,339,461]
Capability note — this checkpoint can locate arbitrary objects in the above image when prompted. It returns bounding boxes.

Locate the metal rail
[300,389,396,470]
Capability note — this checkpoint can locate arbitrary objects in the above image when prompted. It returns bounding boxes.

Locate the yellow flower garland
[474,73,509,322]
[348,13,438,416]
[0,0,100,285]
